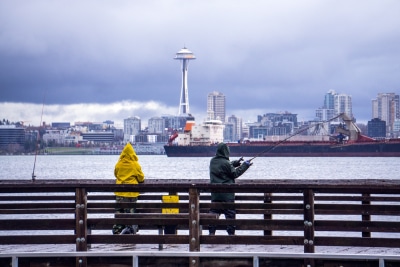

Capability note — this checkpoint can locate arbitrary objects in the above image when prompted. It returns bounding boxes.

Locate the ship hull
[164,141,400,157]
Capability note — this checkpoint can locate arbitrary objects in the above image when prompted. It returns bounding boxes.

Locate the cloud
[1,0,399,125]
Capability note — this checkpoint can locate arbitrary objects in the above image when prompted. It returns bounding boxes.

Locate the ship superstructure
[169,120,224,146]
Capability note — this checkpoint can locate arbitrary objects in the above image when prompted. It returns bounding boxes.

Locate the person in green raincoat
[208,142,252,235]
[112,142,145,235]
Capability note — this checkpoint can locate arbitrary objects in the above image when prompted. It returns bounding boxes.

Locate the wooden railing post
[188,187,200,267]
[303,189,315,267]
[362,193,371,238]
[75,187,87,267]
[264,193,272,236]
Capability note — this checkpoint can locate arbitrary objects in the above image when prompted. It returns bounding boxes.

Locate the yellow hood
[114,143,145,197]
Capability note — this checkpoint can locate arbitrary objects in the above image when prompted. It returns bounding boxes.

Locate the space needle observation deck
[174,47,196,115]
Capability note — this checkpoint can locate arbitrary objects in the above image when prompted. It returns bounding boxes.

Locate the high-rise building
[147,117,165,134]
[316,90,353,121]
[316,90,336,121]
[334,93,353,119]
[123,116,141,141]
[372,93,399,135]
[324,89,336,109]
[227,115,242,141]
[207,91,226,122]
[174,47,196,116]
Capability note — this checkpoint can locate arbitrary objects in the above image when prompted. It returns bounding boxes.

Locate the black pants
[208,199,236,235]
[112,196,138,234]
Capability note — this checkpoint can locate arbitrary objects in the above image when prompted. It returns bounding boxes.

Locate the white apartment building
[227,115,243,141]
[207,91,226,122]
[148,117,165,134]
[316,90,353,121]
[372,93,400,134]
[124,116,141,142]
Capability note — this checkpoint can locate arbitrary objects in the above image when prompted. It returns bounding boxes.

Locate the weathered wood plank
[0,219,75,230]
[0,235,76,244]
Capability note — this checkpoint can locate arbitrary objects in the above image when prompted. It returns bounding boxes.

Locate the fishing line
[32,91,46,181]
[247,113,342,161]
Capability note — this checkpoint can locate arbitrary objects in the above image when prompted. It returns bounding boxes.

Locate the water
[1,155,400,254]
[0,155,399,180]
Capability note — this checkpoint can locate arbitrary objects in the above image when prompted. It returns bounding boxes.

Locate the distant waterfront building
[227,115,242,141]
[316,90,353,121]
[223,122,235,142]
[148,117,165,134]
[81,132,114,143]
[335,93,353,119]
[372,93,399,135]
[367,118,386,138]
[249,112,298,139]
[207,91,226,122]
[0,125,25,150]
[51,122,71,129]
[43,130,65,144]
[124,116,141,141]
[316,90,336,121]
[324,89,336,109]
[174,47,196,116]
[315,109,336,121]
[258,113,298,128]
[393,120,400,138]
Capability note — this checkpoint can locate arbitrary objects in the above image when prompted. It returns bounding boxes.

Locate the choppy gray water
[1,155,400,180]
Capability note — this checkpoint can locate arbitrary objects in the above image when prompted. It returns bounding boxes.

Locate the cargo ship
[164,114,400,157]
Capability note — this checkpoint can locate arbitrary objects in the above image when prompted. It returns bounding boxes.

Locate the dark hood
[215,143,230,159]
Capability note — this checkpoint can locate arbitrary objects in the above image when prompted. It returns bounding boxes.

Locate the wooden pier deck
[1,178,400,267]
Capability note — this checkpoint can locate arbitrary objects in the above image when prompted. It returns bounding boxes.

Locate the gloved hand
[244,160,253,166]
[238,157,244,163]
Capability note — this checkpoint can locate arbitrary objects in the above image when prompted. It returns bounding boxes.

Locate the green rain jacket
[209,143,250,201]
[114,143,145,198]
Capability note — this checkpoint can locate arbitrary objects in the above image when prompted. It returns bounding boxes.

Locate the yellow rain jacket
[114,143,145,197]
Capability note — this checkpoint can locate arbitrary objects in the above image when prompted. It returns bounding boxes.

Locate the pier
[1,178,400,267]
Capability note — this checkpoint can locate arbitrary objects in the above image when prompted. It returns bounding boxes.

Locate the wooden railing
[1,178,400,267]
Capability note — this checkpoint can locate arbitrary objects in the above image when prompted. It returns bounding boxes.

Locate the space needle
[174,47,196,115]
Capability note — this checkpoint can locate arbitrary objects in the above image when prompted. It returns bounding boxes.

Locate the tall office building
[147,117,165,134]
[324,89,336,109]
[207,91,226,122]
[174,47,196,116]
[316,90,353,121]
[123,116,141,141]
[372,93,399,135]
[334,93,353,119]
[316,90,336,121]
[227,115,242,141]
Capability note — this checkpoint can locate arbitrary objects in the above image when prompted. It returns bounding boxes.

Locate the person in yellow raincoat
[112,142,145,235]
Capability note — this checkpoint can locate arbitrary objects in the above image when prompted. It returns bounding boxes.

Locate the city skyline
[1,1,399,126]
[1,90,399,129]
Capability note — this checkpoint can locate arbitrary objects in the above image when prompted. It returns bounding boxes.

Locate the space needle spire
[174,47,196,115]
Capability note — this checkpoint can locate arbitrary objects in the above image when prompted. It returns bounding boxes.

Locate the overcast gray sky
[1,0,399,127]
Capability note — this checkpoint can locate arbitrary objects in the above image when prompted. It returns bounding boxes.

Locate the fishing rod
[32,92,46,181]
[247,113,343,161]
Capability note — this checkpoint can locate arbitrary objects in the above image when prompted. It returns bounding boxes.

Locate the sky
[1,0,399,128]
